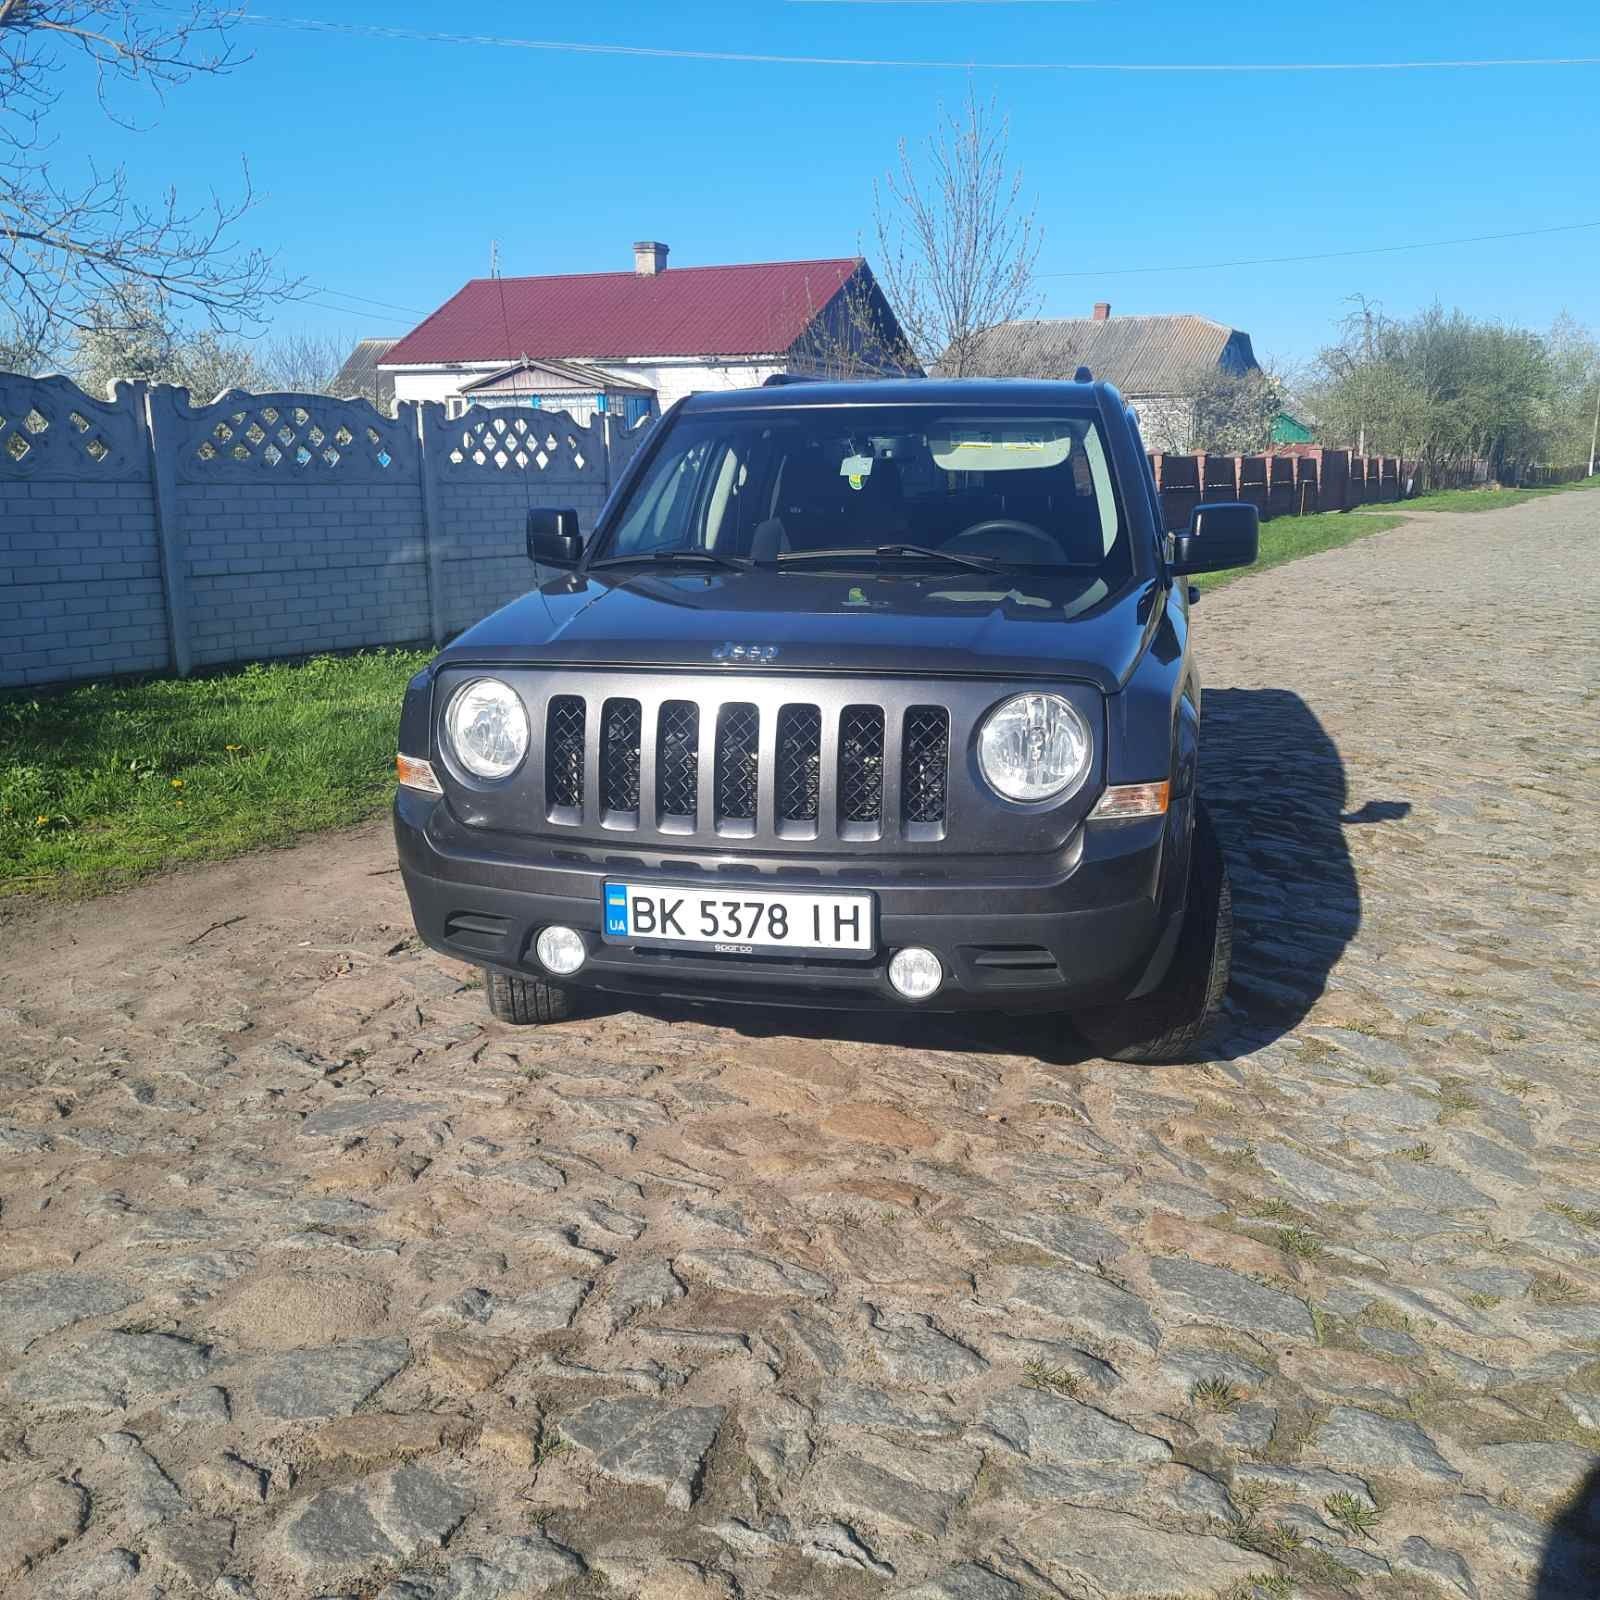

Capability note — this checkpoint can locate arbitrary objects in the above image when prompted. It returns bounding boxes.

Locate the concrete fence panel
[0,370,651,689]
[164,387,428,670]
[0,376,169,685]
[429,404,617,639]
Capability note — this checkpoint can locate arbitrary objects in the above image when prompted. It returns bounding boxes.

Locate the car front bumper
[393,788,1190,1014]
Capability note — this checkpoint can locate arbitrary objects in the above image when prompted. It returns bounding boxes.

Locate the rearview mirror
[527,508,583,567]
[1170,501,1259,575]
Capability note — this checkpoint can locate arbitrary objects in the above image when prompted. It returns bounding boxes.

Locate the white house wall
[386,356,786,414]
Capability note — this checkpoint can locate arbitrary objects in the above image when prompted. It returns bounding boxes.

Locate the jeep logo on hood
[712,642,779,662]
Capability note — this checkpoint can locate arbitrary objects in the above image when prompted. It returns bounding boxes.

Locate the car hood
[437,567,1163,694]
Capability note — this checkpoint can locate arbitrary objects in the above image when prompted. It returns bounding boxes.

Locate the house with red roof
[377,242,918,422]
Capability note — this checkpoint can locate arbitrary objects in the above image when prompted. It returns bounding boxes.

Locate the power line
[302,285,430,317]
[1038,218,1600,278]
[237,15,1600,73]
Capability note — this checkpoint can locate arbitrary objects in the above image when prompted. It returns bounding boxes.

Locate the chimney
[633,240,669,277]
[1092,301,1112,321]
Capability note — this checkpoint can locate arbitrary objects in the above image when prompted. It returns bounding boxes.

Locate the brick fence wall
[0,373,649,688]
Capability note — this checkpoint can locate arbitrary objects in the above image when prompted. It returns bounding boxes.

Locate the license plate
[602,881,875,955]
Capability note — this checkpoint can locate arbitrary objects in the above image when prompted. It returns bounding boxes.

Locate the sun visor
[929,419,1076,472]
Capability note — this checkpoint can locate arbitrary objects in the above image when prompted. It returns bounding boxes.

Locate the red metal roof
[382,257,864,366]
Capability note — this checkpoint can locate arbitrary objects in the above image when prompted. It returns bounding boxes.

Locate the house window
[446,396,466,420]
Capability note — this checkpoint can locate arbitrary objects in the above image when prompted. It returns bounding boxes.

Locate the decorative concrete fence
[0,373,651,688]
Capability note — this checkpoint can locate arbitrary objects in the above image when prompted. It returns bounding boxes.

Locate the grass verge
[1405,475,1600,514]
[1193,508,1406,593]
[1,648,430,900]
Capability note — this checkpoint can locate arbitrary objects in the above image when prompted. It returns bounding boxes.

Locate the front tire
[1073,800,1233,1064]
[485,969,576,1025]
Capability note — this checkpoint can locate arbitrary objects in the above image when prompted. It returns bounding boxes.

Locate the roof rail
[1074,366,1094,383]
[762,372,824,387]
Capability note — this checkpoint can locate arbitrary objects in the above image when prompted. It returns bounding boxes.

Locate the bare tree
[0,1,295,355]
[785,266,922,381]
[257,330,353,395]
[872,88,1042,376]
[0,296,58,372]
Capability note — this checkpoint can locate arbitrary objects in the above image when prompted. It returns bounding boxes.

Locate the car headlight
[978,692,1092,803]
[444,678,529,780]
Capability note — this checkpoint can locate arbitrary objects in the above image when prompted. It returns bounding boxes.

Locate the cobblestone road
[3,494,1599,1600]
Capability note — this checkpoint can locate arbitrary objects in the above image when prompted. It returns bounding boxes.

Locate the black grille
[545,696,585,809]
[902,706,949,824]
[838,705,885,825]
[775,705,821,823]
[656,700,699,818]
[600,698,641,813]
[715,703,759,821]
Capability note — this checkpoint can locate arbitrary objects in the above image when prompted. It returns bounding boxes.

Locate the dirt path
[3,493,1599,1600]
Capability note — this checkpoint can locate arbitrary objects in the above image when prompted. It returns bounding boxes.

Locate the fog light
[535,925,586,976]
[888,946,943,1001]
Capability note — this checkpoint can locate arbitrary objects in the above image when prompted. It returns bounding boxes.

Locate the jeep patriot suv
[393,379,1258,1062]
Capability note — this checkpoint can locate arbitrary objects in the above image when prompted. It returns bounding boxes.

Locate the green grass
[1192,508,1407,592]
[1404,475,1600,514]
[1023,1358,1085,1399]
[0,649,430,899]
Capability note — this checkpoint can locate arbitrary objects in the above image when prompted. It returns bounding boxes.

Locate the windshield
[598,404,1131,582]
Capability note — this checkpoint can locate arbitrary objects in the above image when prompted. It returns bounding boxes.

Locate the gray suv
[393,378,1258,1061]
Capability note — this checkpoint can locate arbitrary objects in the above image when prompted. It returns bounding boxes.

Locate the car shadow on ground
[1536,1464,1600,1596]
[1199,685,1408,1059]
[583,687,1407,1068]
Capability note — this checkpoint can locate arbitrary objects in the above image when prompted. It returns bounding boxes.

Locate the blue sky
[63,1,1600,367]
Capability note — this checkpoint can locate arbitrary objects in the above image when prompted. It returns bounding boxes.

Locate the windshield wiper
[771,543,1007,573]
[589,549,750,572]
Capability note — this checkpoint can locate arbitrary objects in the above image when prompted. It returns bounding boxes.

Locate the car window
[598,404,1133,582]
[609,433,714,554]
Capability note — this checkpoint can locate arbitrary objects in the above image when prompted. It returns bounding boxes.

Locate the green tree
[1311,301,1577,487]
[1188,366,1287,455]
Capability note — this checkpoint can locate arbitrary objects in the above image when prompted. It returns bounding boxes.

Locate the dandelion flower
[170,778,184,789]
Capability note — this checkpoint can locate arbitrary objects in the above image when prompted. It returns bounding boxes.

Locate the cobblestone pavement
[3,494,1599,1600]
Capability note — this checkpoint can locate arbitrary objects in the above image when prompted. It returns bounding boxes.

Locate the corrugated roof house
[330,337,399,412]
[378,242,918,415]
[956,303,1260,452]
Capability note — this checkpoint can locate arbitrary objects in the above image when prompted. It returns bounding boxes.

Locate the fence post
[414,401,448,646]
[140,382,192,678]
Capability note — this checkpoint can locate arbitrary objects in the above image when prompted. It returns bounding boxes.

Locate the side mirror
[527,508,583,567]
[1171,501,1258,575]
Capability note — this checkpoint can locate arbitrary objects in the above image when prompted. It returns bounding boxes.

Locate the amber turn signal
[396,753,443,795]
[1090,780,1170,820]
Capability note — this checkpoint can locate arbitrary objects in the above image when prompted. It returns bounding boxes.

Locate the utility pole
[1589,373,1599,478]
[1357,304,1373,459]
